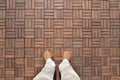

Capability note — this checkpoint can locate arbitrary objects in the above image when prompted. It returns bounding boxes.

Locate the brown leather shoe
[44,51,51,61]
[63,51,71,60]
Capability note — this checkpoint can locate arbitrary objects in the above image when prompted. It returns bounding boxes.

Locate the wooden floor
[0,0,120,80]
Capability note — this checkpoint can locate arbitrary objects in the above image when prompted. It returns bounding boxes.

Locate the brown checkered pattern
[0,0,120,80]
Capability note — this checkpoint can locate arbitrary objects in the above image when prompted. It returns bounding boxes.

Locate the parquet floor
[0,0,120,80]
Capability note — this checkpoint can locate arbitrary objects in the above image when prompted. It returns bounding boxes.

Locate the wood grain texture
[0,0,120,80]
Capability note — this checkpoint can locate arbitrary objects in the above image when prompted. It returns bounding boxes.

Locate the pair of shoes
[44,51,71,61]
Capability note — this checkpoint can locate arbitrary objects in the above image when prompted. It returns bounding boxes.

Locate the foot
[44,51,51,61]
[63,51,71,60]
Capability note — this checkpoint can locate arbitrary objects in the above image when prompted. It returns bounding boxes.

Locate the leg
[33,51,55,80]
[59,51,80,80]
